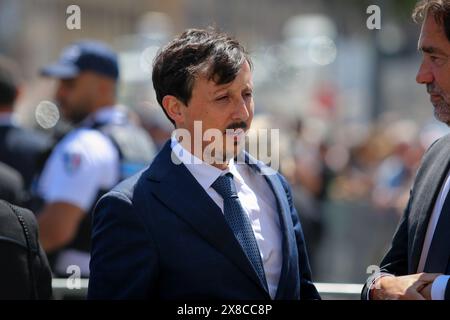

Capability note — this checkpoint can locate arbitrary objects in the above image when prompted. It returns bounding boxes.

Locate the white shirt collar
[170,135,243,190]
[228,157,246,186]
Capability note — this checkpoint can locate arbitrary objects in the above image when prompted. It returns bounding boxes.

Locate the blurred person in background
[363,0,450,300]
[0,55,53,207]
[0,161,24,206]
[88,28,319,300]
[36,40,156,278]
[134,102,172,151]
[288,118,330,274]
[372,139,424,216]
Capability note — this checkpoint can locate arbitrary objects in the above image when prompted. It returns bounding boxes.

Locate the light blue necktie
[211,173,268,289]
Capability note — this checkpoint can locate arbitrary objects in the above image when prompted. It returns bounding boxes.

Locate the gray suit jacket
[362,134,450,300]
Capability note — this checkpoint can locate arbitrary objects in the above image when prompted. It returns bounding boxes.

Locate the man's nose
[416,61,434,84]
[231,97,250,121]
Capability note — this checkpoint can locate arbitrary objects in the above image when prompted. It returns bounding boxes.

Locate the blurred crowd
[264,113,449,282]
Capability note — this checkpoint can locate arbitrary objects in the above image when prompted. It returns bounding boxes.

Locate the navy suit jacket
[88,140,320,300]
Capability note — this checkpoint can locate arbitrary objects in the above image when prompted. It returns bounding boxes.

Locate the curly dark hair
[152,28,252,125]
[413,0,450,42]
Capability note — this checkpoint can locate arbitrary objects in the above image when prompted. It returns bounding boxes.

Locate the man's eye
[216,95,229,101]
[244,92,253,98]
[430,55,446,65]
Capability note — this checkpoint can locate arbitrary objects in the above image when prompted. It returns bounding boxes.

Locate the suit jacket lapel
[245,154,294,300]
[409,145,450,273]
[146,142,270,297]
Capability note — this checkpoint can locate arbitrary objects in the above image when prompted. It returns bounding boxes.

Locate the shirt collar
[228,157,245,186]
[171,135,242,190]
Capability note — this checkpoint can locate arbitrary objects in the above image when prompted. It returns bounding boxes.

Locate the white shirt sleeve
[38,129,119,211]
[431,275,450,300]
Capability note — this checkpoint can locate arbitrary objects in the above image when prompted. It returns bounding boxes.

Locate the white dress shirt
[171,137,282,299]
[416,170,450,300]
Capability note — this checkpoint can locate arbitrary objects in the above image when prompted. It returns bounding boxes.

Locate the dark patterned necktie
[211,173,268,289]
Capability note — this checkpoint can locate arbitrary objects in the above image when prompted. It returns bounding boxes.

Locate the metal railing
[315,283,363,300]
[51,279,363,300]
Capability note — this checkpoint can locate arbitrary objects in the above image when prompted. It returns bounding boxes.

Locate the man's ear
[162,95,185,125]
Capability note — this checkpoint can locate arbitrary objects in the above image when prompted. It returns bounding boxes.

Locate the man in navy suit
[88,28,320,300]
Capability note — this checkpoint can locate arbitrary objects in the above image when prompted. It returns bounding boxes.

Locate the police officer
[37,40,156,277]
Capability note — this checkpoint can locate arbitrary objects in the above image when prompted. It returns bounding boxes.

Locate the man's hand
[371,273,441,300]
[419,282,433,300]
[38,202,85,253]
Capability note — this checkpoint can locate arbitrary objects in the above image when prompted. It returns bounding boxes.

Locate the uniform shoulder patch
[62,151,83,174]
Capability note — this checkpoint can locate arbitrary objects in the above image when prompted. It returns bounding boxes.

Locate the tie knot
[211,173,238,199]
